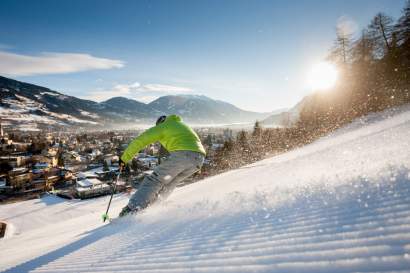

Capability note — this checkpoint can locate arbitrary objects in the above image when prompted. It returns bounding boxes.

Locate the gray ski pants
[127,151,204,211]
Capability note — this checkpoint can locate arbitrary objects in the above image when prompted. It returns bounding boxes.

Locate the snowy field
[1,105,410,273]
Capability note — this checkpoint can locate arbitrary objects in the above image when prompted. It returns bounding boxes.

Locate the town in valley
[0,119,239,203]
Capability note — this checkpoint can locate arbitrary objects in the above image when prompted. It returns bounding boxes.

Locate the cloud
[138,84,193,93]
[0,51,124,76]
[84,82,194,102]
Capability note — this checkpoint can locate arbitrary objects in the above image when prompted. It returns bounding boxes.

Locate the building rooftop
[76,178,103,188]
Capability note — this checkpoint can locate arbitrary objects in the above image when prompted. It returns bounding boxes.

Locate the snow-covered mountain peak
[0,76,271,128]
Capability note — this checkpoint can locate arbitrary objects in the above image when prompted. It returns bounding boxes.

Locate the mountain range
[0,76,276,131]
[259,97,310,127]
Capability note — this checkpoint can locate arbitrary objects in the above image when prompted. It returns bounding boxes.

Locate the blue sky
[0,0,406,112]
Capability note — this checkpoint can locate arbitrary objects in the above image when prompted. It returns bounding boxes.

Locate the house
[103,154,119,166]
[46,175,60,186]
[32,162,50,174]
[211,143,224,150]
[32,154,58,168]
[31,175,47,191]
[0,175,8,193]
[136,155,158,169]
[75,177,111,199]
[0,155,31,168]
[7,167,32,191]
[144,144,159,155]
[90,149,102,160]
[61,169,74,183]
[63,151,83,163]
[80,166,117,181]
[0,136,13,152]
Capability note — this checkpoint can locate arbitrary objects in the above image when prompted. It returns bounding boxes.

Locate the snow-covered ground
[1,105,410,273]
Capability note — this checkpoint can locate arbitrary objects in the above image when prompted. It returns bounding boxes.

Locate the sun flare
[307,62,338,91]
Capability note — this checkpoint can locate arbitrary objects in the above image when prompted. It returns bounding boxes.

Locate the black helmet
[156,115,167,125]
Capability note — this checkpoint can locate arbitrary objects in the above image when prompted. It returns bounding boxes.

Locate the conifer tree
[368,13,395,57]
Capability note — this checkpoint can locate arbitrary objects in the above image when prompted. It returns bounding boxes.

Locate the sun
[306,62,338,91]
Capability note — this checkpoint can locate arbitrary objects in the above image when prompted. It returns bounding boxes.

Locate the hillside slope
[149,95,269,123]
[1,105,410,272]
[0,76,270,129]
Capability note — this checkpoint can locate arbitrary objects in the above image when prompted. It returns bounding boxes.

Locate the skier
[118,115,206,217]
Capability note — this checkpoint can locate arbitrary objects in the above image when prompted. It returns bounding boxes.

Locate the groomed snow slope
[1,105,410,273]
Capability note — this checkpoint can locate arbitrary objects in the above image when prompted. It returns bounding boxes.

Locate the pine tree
[396,0,410,46]
[329,23,352,65]
[57,153,64,167]
[204,135,213,147]
[368,12,395,57]
[396,0,410,78]
[351,30,374,64]
[252,121,262,138]
[236,130,248,150]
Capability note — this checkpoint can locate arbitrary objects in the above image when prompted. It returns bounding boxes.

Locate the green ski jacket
[121,115,206,163]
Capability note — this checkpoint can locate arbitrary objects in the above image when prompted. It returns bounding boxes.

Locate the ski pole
[102,168,122,222]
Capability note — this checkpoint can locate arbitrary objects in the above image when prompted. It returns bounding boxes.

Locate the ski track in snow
[1,105,410,273]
